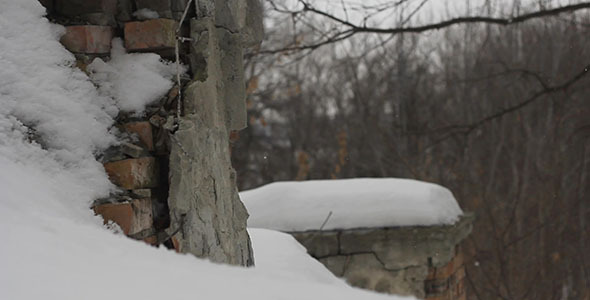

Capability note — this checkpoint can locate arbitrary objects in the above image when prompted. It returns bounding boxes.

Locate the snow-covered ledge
[241,178,474,300]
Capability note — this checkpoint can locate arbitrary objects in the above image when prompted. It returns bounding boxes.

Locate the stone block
[93,198,153,235]
[60,26,113,54]
[103,157,159,189]
[318,256,347,277]
[217,28,247,130]
[123,121,154,151]
[292,231,340,258]
[238,0,264,47]
[340,253,428,297]
[189,17,215,82]
[124,19,178,51]
[292,219,472,298]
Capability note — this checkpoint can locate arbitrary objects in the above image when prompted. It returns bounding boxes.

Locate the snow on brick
[87,38,179,113]
[123,121,154,151]
[241,178,464,232]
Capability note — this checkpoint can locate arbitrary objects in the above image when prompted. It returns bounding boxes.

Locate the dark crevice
[152,155,171,231]
[162,238,175,250]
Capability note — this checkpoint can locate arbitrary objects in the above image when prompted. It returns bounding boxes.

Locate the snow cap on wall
[241,178,464,232]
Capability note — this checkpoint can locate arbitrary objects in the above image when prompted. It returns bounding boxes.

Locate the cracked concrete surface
[166,0,263,266]
[292,214,474,297]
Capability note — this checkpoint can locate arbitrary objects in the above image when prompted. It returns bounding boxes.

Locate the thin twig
[319,211,333,231]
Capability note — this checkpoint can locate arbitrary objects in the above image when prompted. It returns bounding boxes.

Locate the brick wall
[42,0,193,251]
[41,0,263,265]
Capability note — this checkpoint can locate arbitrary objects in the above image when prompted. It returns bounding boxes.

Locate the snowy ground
[0,153,412,300]
[241,178,463,232]
[0,1,415,299]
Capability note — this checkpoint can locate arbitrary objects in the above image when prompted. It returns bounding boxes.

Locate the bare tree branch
[448,64,590,135]
[262,1,590,54]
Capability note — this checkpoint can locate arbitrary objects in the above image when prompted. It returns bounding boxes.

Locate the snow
[88,38,180,113]
[0,153,412,300]
[132,8,160,20]
[0,0,116,202]
[249,228,347,286]
[0,1,414,300]
[241,178,464,232]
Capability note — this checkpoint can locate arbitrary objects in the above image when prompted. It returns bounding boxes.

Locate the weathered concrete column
[167,0,262,266]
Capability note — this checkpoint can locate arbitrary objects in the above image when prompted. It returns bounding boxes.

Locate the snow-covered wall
[26,0,264,266]
[291,215,473,299]
[241,178,473,299]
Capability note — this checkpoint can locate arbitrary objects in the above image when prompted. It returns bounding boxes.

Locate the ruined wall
[167,0,263,265]
[43,0,262,266]
[292,214,474,299]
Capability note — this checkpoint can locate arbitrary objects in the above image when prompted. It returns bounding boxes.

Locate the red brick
[171,235,181,253]
[451,277,465,299]
[130,198,154,234]
[103,157,159,189]
[143,235,158,245]
[453,251,464,272]
[454,265,466,280]
[428,251,465,280]
[124,121,154,151]
[60,25,113,54]
[94,202,133,234]
[93,198,153,235]
[428,264,452,280]
[124,19,177,51]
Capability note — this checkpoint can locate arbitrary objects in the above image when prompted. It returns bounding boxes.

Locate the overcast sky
[277,0,583,27]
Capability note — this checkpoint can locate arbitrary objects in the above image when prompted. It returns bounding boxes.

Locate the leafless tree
[233,1,590,299]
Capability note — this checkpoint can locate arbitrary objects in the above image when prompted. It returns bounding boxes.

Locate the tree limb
[263,1,590,54]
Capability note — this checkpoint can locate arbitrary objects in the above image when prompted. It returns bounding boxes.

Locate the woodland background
[231,1,590,299]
